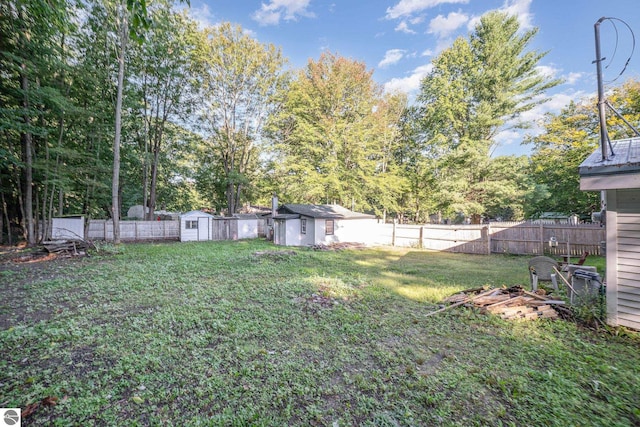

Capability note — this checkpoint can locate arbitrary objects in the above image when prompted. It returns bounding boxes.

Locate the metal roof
[579,137,640,177]
[278,204,375,219]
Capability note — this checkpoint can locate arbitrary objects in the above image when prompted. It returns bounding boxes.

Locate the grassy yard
[0,240,638,426]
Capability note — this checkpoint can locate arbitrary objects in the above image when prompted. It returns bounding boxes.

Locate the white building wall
[237,219,259,239]
[335,218,382,245]
[52,217,85,240]
[314,218,336,245]
[285,218,304,246]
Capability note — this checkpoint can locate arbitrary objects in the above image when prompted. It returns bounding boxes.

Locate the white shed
[233,214,261,239]
[179,210,216,242]
[580,137,640,330]
[273,204,378,247]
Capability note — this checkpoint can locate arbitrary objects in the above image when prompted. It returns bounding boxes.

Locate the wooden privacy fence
[88,220,180,241]
[383,222,606,256]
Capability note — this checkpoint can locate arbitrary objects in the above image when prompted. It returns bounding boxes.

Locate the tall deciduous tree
[416,11,561,221]
[0,0,72,244]
[129,3,198,220]
[269,52,407,214]
[196,22,287,215]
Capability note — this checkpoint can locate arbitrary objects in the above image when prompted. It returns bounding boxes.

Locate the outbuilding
[180,210,217,242]
[273,204,377,247]
[579,136,640,330]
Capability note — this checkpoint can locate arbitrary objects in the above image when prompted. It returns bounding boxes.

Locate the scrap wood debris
[428,285,572,321]
[43,239,93,256]
[310,242,366,251]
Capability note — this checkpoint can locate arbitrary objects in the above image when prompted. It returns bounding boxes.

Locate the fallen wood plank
[425,288,497,317]
[473,294,511,306]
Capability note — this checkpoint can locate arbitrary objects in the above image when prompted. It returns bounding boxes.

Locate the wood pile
[43,239,92,256]
[439,285,569,320]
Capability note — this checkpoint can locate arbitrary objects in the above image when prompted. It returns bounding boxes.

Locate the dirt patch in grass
[0,247,95,329]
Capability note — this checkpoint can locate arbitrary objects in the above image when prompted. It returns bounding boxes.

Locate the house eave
[580,172,640,191]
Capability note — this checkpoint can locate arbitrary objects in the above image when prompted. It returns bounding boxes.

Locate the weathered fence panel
[383,221,605,256]
[211,218,238,241]
[88,220,179,241]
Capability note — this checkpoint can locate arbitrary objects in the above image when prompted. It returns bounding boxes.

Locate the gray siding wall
[608,189,640,330]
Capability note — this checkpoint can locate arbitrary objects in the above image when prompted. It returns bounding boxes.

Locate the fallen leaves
[22,395,60,419]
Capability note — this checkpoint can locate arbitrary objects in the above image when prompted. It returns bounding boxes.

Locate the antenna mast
[594,17,610,161]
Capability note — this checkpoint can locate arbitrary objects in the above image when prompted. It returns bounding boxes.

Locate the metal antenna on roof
[594,17,612,161]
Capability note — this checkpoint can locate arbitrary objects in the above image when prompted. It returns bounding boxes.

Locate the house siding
[609,189,640,329]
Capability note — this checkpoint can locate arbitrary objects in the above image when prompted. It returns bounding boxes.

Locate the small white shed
[234,214,261,239]
[580,137,640,330]
[179,210,216,242]
[273,204,377,247]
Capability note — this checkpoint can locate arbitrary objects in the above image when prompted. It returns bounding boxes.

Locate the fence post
[419,226,424,249]
[392,221,396,247]
[486,223,491,255]
[539,222,544,255]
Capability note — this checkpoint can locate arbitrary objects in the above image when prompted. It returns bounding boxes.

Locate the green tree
[128,3,199,220]
[416,11,561,221]
[0,0,75,244]
[269,52,407,215]
[196,22,287,215]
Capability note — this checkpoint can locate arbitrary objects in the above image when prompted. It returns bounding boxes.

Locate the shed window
[186,220,198,229]
[301,218,307,234]
[325,219,334,235]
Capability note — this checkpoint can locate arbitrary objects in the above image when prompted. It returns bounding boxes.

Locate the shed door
[275,220,286,245]
[197,217,210,241]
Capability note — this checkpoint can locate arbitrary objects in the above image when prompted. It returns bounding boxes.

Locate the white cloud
[428,11,468,38]
[187,3,215,29]
[386,0,469,20]
[494,129,522,146]
[501,0,533,30]
[252,0,315,26]
[383,64,433,94]
[395,21,416,34]
[516,91,586,133]
[566,72,582,85]
[536,65,560,79]
[421,48,433,57]
[379,49,406,68]
[467,0,533,32]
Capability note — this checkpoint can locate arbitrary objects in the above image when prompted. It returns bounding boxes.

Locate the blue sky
[186,0,640,156]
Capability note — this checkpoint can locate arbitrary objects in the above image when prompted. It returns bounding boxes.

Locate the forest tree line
[2,0,640,245]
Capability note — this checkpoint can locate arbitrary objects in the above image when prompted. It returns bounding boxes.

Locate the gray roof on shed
[278,204,375,219]
[579,137,640,177]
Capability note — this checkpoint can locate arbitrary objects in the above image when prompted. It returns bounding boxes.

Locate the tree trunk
[112,1,128,244]
[3,182,13,246]
[20,71,35,246]
[148,146,160,220]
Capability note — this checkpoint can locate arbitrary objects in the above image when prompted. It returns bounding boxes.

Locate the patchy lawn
[1,240,638,426]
